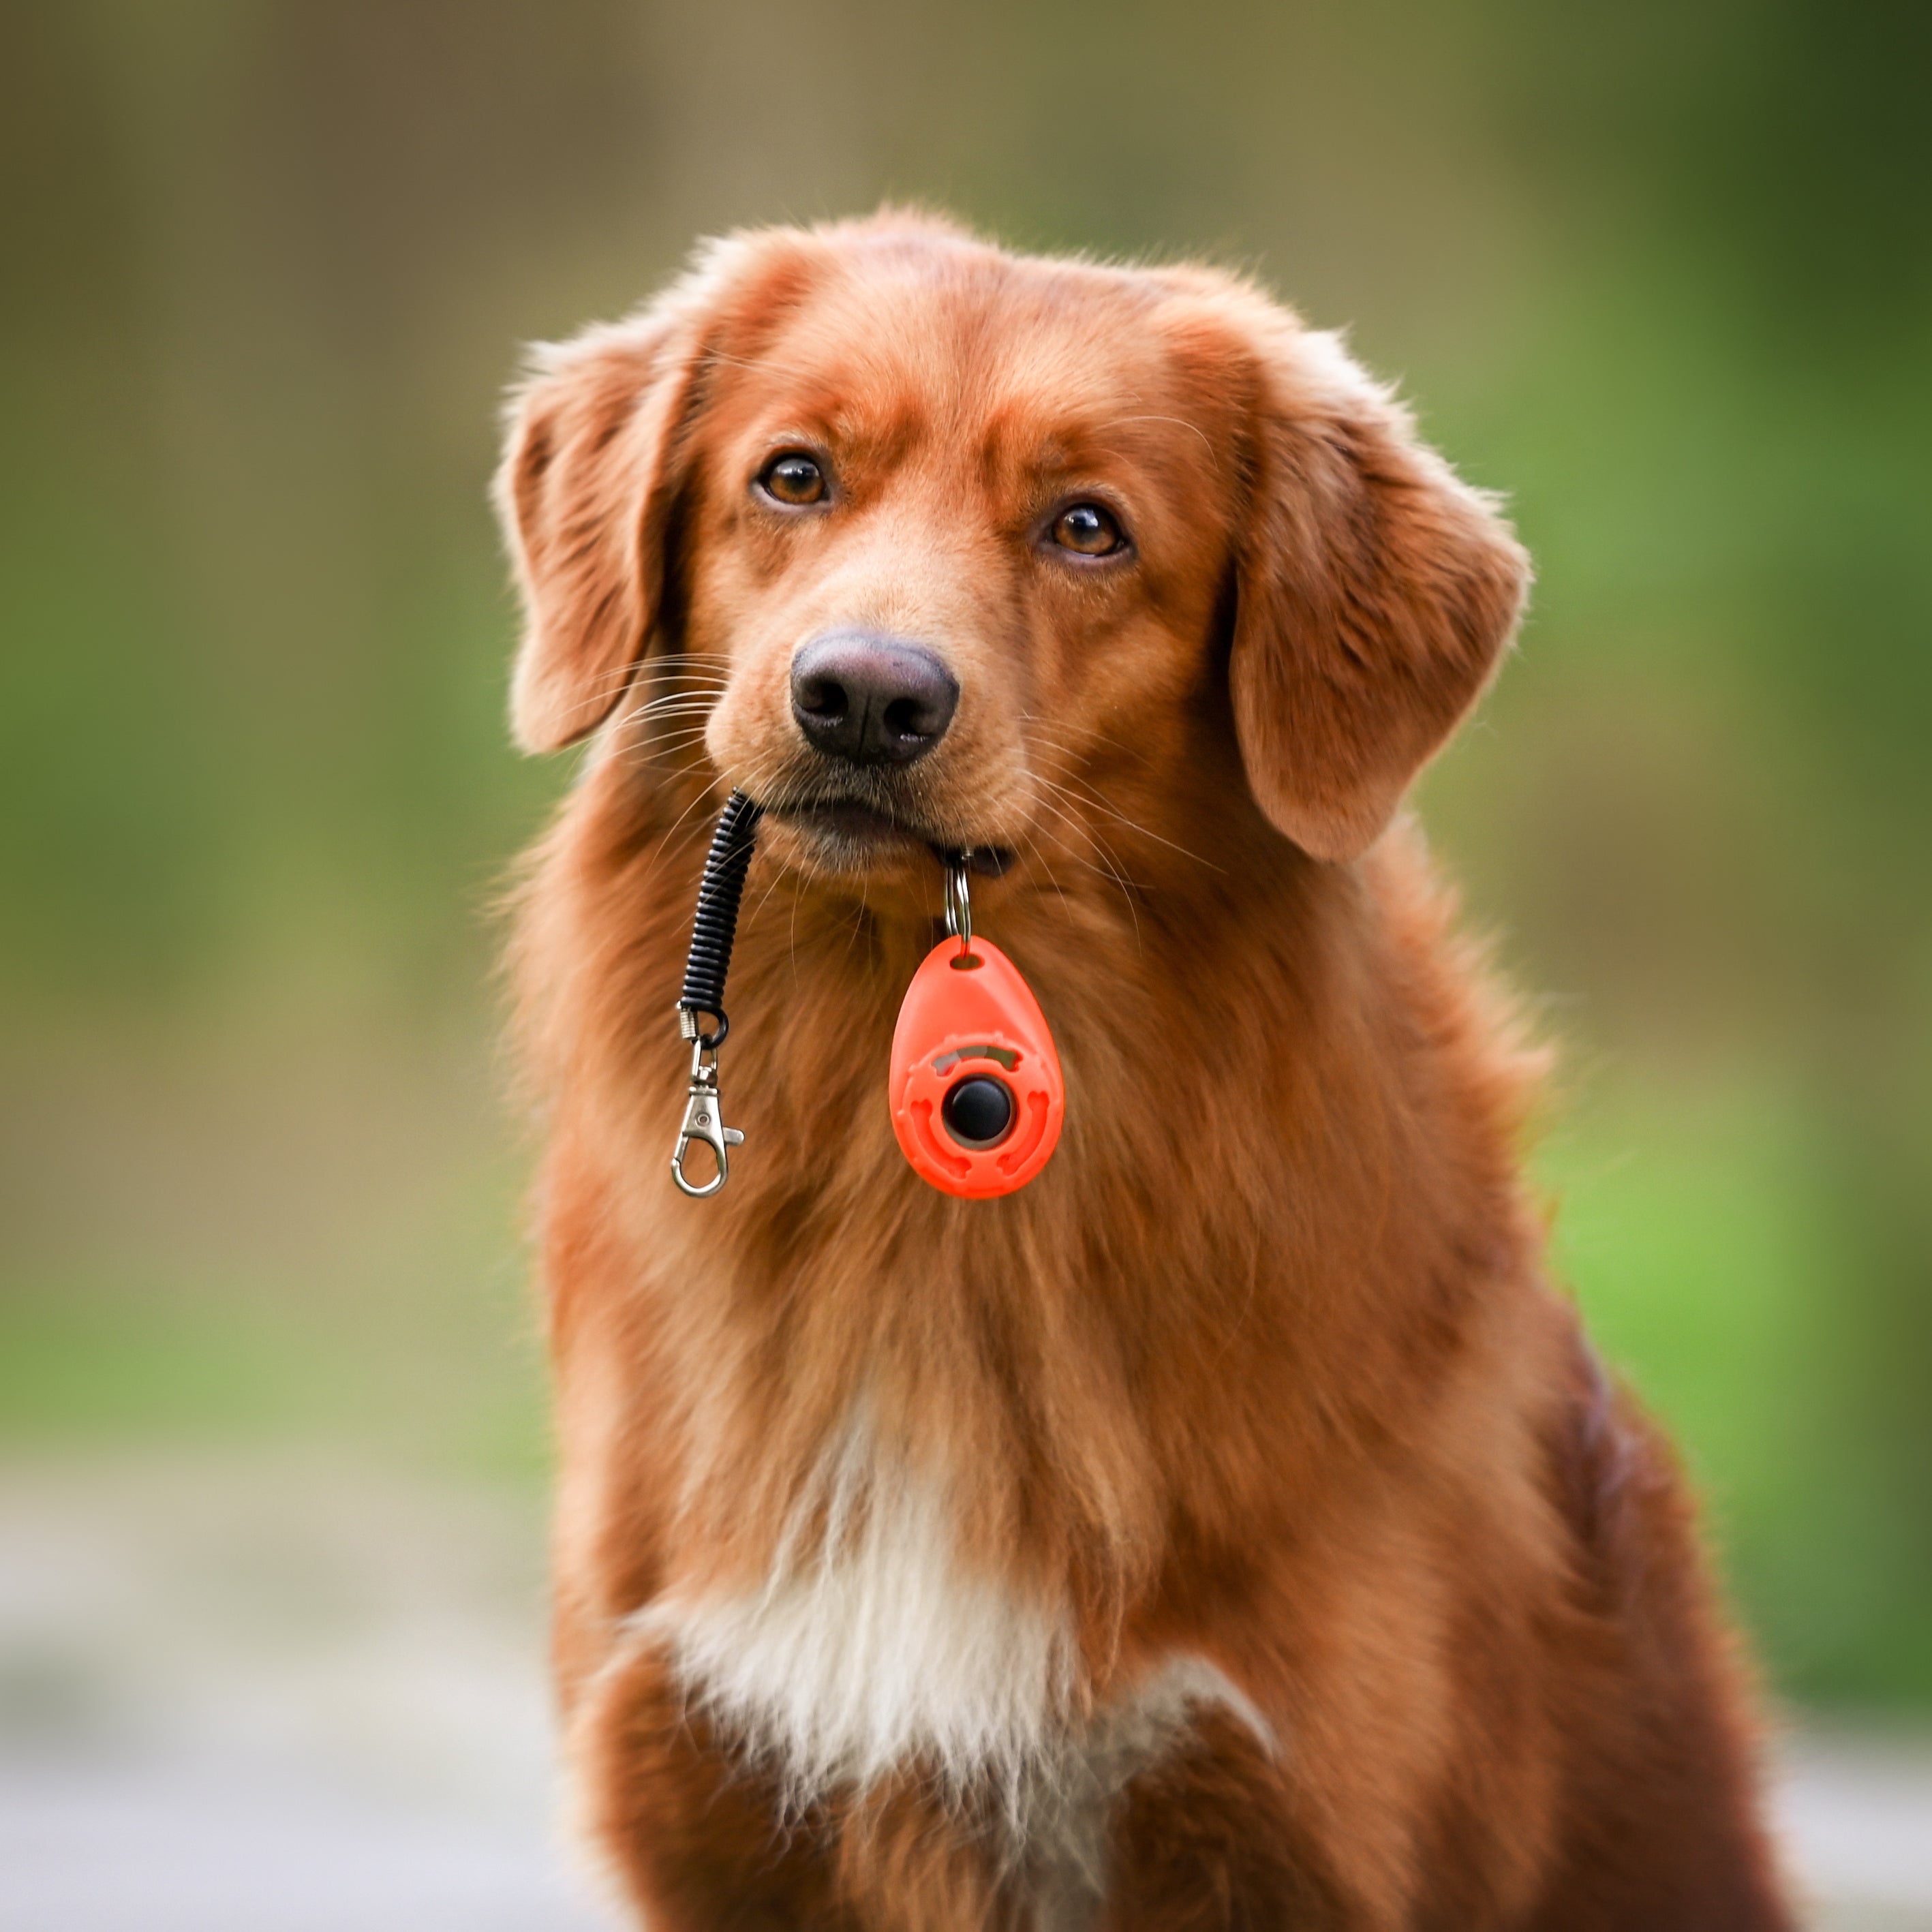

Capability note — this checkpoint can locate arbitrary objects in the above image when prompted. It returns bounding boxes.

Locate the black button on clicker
[941,1075,1015,1149]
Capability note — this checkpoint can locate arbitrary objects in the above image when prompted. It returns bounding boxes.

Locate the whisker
[744,859,791,932]
[1038,794,1143,910]
[566,662,696,707]
[619,696,724,720]
[630,728,716,750]
[1013,827,1074,927]
[1024,783,1143,950]
[619,701,722,731]
[1016,711,1136,762]
[622,731,715,771]
[788,869,802,993]
[1024,755,1221,872]
[613,689,729,740]
[645,772,735,874]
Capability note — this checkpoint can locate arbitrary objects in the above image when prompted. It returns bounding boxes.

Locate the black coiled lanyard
[670,790,764,1197]
[668,788,1053,1201]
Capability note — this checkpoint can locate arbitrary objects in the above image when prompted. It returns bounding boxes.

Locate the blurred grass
[0,1268,551,1486]
[0,1026,555,1486]
[1,0,1927,1715]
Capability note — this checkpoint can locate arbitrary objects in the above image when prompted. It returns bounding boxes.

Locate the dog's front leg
[573,1637,1027,1932]
[571,1638,857,1931]
[1094,1711,1360,1932]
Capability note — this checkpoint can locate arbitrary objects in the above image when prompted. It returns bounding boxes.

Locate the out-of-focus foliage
[1,0,1927,1707]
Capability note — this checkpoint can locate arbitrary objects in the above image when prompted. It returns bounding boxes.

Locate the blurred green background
[1,0,1927,1716]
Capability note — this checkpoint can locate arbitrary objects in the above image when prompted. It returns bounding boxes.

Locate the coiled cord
[675,790,764,1049]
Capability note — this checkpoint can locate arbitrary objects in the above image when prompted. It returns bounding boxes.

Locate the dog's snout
[790,633,960,768]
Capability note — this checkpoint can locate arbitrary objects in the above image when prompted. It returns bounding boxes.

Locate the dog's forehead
[722,249,1203,465]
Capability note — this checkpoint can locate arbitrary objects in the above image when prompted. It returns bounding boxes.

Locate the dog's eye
[1052,502,1124,557]
[758,453,828,506]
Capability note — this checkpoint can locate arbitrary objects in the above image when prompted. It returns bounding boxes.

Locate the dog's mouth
[763,794,1014,878]
[774,797,927,849]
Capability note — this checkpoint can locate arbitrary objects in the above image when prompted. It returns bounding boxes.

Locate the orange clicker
[889,863,1064,1199]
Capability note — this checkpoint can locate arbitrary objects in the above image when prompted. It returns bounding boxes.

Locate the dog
[495,211,1794,1929]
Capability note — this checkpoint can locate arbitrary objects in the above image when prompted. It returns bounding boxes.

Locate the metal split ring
[942,853,973,952]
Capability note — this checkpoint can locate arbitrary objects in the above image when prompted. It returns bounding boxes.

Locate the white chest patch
[626,1426,1276,1917]
[631,1429,1077,1807]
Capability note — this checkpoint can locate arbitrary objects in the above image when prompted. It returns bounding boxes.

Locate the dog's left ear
[1227,325,1530,861]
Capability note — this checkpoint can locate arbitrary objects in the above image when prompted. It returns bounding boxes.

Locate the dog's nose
[790,633,960,768]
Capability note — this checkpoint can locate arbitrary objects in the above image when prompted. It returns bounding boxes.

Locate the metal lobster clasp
[671,1041,744,1199]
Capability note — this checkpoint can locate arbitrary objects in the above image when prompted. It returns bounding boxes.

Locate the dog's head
[496,213,1527,894]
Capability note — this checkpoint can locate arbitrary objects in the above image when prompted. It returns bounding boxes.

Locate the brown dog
[495,212,1794,1929]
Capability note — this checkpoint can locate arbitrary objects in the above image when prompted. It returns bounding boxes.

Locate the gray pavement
[1,1454,1924,1930]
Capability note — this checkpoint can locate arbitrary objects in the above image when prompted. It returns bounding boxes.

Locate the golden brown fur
[497,212,1794,1929]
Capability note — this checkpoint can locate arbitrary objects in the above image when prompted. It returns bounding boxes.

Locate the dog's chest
[634,1428,1272,1916]
[641,1437,1075,1800]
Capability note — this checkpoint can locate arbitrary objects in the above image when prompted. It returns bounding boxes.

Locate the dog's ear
[494,231,818,753]
[494,309,702,752]
[1227,325,1529,861]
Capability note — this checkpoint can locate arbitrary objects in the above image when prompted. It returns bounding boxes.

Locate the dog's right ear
[493,303,710,754]
[495,225,829,754]
[492,310,692,752]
